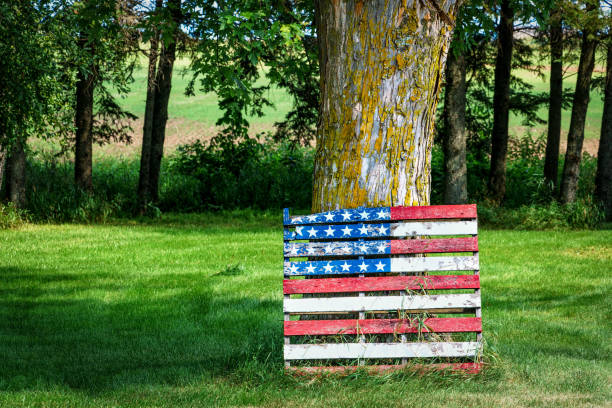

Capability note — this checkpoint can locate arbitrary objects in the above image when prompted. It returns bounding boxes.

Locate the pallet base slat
[286,362,483,375]
[284,342,480,360]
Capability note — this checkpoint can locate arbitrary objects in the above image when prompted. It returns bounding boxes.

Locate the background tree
[137,0,182,205]
[0,1,73,208]
[441,1,495,204]
[70,0,138,192]
[560,0,601,204]
[137,0,163,212]
[488,0,515,203]
[596,37,612,220]
[543,2,564,189]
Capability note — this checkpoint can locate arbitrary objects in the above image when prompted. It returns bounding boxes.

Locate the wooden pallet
[283,204,482,373]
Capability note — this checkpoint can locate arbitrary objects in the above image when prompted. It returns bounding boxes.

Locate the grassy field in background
[112,59,604,149]
[1,213,610,407]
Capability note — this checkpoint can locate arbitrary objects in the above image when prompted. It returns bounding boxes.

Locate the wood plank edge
[285,362,483,376]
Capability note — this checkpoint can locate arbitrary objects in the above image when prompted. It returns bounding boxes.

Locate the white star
[358,224,369,235]
[375,261,385,271]
[292,216,302,224]
[307,214,318,222]
[295,226,304,236]
[288,263,300,274]
[306,246,316,255]
[324,244,334,254]
[308,227,318,237]
[287,244,299,256]
[340,262,351,272]
[358,262,368,272]
[377,209,389,219]
[341,225,352,236]
[376,243,387,253]
[341,211,352,221]
[358,244,369,253]
[359,210,369,219]
[305,264,316,274]
[325,226,335,237]
[341,244,351,253]
[378,225,389,235]
[324,213,335,221]
[323,262,334,273]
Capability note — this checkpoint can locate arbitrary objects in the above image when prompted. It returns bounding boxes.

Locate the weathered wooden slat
[284,220,478,240]
[284,341,480,360]
[284,317,482,336]
[391,236,478,254]
[285,207,390,225]
[283,255,479,276]
[390,204,477,221]
[284,236,478,257]
[283,205,477,226]
[286,362,483,375]
[283,274,480,294]
[284,293,481,314]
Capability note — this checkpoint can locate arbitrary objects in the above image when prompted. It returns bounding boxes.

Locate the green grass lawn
[1,214,610,407]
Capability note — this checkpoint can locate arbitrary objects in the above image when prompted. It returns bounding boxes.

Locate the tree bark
[442,40,468,204]
[559,28,597,204]
[543,7,563,189]
[137,0,162,212]
[6,139,27,209]
[74,34,95,192]
[0,147,6,197]
[148,0,181,202]
[596,41,612,221]
[312,0,462,212]
[487,0,514,203]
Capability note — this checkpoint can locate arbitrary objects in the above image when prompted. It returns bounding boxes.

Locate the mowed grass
[0,214,610,407]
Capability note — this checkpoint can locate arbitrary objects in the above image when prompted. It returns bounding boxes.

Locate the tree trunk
[137,1,162,212]
[148,0,181,202]
[74,34,95,192]
[559,28,597,204]
[0,147,6,197]
[543,7,563,189]
[442,39,468,204]
[6,139,27,209]
[596,41,612,221]
[487,0,514,203]
[312,0,462,212]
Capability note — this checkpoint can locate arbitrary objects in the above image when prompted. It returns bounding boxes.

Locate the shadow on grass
[0,266,283,392]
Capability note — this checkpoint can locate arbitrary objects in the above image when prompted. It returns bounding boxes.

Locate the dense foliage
[6,140,600,229]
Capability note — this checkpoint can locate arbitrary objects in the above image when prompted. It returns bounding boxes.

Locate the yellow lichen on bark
[313,0,461,212]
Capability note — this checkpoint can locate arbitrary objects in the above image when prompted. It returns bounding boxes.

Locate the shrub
[167,138,313,211]
[0,202,29,229]
[479,198,604,230]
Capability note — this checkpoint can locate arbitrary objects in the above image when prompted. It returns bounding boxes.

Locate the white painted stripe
[284,293,480,313]
[390,255,479,272]
[391,220,478,237]
[284,342,480,360]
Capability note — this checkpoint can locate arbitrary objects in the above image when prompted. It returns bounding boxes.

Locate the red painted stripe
[390,237,478,254]
[284,317,481,336]
[390,204,477,220]
[286,363,483,375]
[283,274,479,294]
